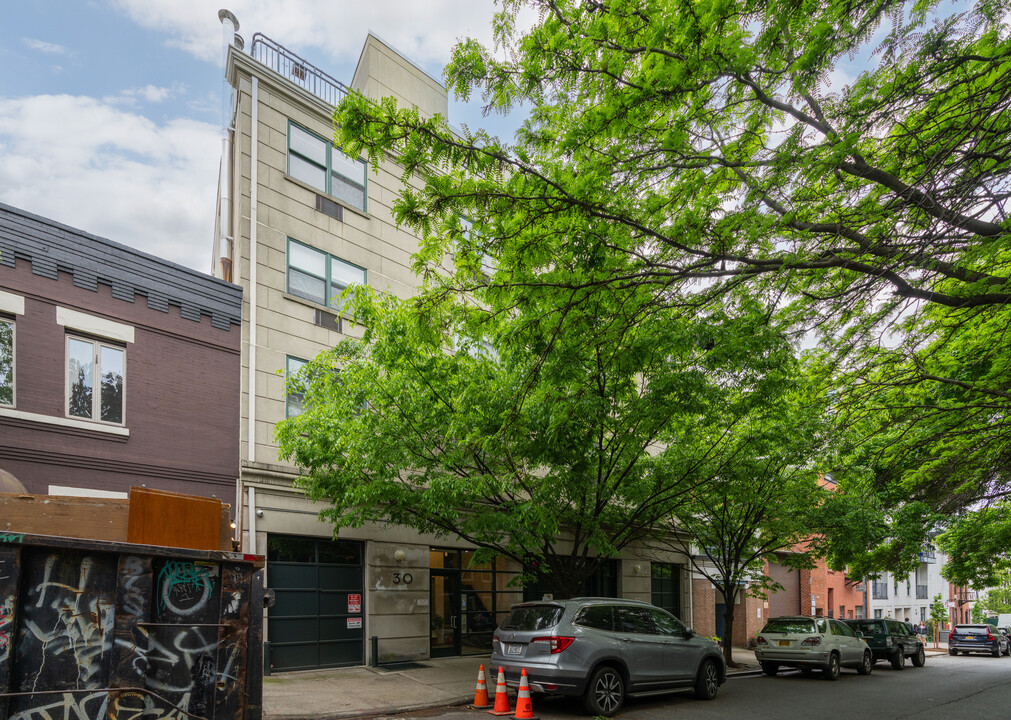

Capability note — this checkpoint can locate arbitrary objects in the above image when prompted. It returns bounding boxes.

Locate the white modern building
[209,14,691,671]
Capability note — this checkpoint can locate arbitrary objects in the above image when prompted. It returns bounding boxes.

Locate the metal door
[430,570,460,657]
[266,535,364,670]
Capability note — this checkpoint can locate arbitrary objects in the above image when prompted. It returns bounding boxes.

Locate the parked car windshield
[500,604,564,631]
[762,618,817,634]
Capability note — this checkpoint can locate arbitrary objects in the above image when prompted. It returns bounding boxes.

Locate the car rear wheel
[912,646,926,667]
[948,648,957,656]
[761,662,779,676]
[693,659,719,700]
[891,647,905,670]
[584,666,624,716]
[857,651,873,676]
[992,644,1001,658]
[823,653,841,681]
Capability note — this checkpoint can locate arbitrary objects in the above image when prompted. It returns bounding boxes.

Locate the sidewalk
[262,648,763,720]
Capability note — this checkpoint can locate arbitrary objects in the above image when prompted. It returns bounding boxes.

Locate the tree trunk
[721,588,737,667]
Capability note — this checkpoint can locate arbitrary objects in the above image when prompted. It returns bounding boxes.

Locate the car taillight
[987,629,994,641]
[949,631,955,642]
[757,636,768,645]
[493,635,500,646]
[532,636,575,653]
[801,637,822,646]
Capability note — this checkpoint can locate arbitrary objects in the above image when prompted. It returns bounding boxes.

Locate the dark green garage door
[267,535,364,671]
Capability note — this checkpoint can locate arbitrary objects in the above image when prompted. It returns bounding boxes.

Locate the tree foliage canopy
[333,0,1011,577]
[276,287,801,596]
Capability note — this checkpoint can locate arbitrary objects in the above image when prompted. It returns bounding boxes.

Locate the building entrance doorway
[429,549,520,657]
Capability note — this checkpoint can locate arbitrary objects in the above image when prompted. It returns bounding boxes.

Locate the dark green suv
[844,619,926,670]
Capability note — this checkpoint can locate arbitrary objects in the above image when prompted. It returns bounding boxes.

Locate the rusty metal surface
[0,531,264,720]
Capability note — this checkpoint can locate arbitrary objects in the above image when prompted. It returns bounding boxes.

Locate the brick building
[0,203,242,506]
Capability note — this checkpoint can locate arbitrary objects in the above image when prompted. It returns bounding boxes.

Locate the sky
[0,0,525,274]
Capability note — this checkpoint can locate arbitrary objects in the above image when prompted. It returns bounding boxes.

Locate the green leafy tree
[929,594,948,646]
[276,287,799,598]
[937,501,1011,588]
[976,569,1011,616]
[334,0,1010,584]
[649,407,826,666]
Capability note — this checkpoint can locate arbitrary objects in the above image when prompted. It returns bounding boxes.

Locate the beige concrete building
[211,17,690,671]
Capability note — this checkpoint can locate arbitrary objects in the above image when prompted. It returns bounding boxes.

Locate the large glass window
[287,239,367,311]
[287,122,367,212]
[67,336,124,424]
[0,318,13,406]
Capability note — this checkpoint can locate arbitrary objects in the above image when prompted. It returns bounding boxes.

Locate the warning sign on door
[347,617,362,629]
[348,593,362,613]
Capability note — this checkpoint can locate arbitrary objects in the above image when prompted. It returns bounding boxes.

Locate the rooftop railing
[249,33,350,107]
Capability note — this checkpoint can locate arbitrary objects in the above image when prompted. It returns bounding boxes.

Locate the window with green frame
[287,122,367,212]
[286,238,367,311]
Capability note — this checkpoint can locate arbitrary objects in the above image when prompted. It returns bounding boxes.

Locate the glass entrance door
[430,570,459,657]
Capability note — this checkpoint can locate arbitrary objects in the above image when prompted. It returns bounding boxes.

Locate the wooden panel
[0,493,129,541]
[127,486,223,551]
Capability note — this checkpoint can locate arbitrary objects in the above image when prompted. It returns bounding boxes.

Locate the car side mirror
[685,628,695,639]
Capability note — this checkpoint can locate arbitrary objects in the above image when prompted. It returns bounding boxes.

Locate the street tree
[929,594,948,647]
[937,500,1011,588]
[334,0,1011,578]
[648,406,826,666]
[275,286,799,598]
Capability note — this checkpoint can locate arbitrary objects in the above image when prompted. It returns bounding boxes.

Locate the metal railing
[249,33,350,107]
[916,585,928,599]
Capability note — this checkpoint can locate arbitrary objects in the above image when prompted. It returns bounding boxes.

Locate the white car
[755,616,873,680]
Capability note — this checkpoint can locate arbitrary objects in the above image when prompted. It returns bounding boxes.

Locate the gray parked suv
[490,598,726,715]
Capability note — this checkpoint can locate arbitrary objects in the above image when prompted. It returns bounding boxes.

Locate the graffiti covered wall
[0,534,262,720]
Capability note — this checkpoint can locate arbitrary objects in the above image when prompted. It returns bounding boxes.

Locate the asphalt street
[366,652,1011,720]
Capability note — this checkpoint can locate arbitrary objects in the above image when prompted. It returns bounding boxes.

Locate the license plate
[778,640,791,647]
[506,644,523,655]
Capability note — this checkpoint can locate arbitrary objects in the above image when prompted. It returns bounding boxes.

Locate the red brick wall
[692,579,716,638]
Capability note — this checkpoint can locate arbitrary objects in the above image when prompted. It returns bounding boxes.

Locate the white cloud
[109,0,507,72]
[23,38,71,55]
[0,95,219,271]
[109,83,187,106]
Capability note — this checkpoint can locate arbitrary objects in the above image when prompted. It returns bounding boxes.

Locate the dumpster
[0,531,265,720]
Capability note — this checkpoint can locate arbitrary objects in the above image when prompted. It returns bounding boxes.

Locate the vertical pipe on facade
[217,10,239,279]
[247,75,259,465]
[247,485,257,554]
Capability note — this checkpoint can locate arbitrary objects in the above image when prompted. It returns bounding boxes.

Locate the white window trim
[0,289,25,316]
[0,406,129,436]
[57,307,135,344]
[48,485,129,498]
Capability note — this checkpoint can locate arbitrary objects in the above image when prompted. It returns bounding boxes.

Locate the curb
[265,697,474,720]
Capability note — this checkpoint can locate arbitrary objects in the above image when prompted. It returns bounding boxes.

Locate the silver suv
[490,598,725,715]
[755,616,873,679]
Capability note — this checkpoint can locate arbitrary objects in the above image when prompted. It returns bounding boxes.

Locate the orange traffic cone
[473,664,492,709]
[487,666,512,716]
[511,669,538,720]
